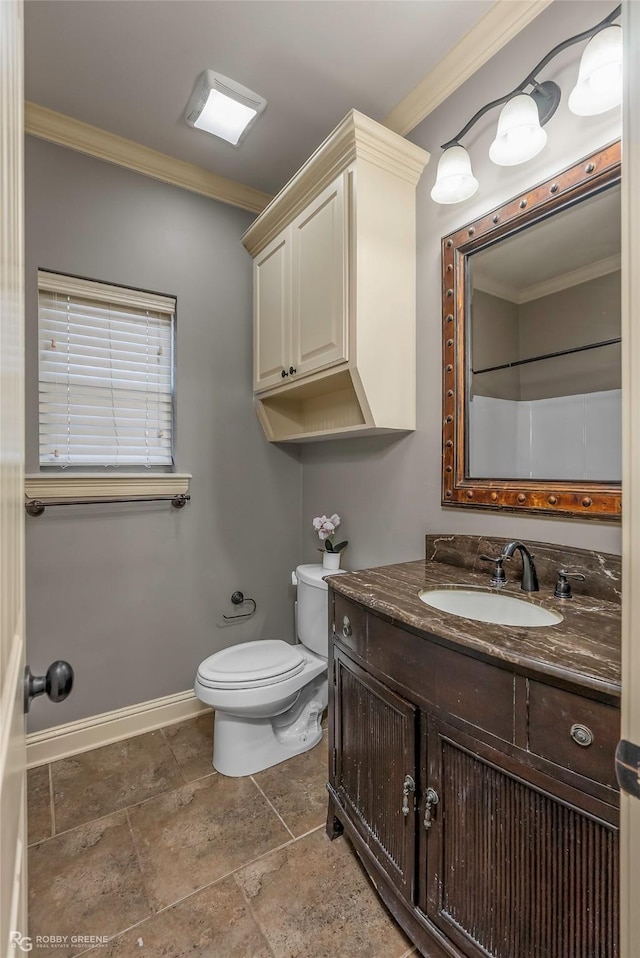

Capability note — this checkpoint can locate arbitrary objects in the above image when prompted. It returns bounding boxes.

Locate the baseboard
[26,690,211,768]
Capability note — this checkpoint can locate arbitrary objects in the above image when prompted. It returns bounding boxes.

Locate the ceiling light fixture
[185,71,267,146]
[431,5,621,204]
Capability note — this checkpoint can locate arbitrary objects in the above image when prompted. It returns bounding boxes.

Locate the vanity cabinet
[333,647,418,901]
[327,592,620,958]
[242,109,429,442]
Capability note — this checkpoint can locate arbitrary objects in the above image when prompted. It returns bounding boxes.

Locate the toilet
[194,564,344,777]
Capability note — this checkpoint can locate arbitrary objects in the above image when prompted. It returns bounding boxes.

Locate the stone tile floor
[28,713,415,958]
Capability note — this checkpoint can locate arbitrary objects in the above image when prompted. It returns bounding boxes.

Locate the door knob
[24,661,74,713]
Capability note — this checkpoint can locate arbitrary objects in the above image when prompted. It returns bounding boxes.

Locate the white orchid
[312,513,348,553]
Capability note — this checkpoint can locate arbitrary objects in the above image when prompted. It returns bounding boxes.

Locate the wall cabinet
[243,110,429,442]
[327,592,619,958]
[254,176,347,391]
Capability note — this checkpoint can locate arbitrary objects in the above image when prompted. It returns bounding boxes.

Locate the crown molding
[25,102,272,214]
[242,109,429,256]
[474,254,622,305]
[519,254,622,304]
[383,0,553,137]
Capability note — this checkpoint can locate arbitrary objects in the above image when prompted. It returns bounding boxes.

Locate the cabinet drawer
[528,681,619,789]
[333,594,365,654]
[365,615,515,742]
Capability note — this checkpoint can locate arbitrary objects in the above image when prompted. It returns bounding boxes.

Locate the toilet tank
[295,564,346,656]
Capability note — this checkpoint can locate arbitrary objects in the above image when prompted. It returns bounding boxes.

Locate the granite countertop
[326,559,621,699]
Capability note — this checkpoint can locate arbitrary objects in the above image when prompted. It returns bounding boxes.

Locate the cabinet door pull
[281,369,289,378]
[289,366,297,375]
[424,787,439,829]
[402,774,415,816]
[570,723,594,747]
[342,616,352,638]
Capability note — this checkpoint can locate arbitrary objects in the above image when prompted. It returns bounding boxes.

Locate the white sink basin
[419,588,563,628]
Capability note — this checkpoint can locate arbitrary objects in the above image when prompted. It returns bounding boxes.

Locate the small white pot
[322,551,341,571]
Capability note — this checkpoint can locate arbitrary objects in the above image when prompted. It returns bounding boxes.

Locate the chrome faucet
[501,541,539,592]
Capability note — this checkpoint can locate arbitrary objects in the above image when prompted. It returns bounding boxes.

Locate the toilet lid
[197,639,306,690]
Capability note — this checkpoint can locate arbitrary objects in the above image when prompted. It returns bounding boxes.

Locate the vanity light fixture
[185,71,267,146]
[431,5,621,204]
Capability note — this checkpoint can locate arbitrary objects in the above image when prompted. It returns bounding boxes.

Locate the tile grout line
[29,723,332,951]
[290,821,324,841]
[250,775,296,840]
[29,767,212,847]
[158,726,190,786]
[48,763,56,837]
[142,820,325,917]
[235,872,279,958]
[72,828,313,955]
[124,806,155,920]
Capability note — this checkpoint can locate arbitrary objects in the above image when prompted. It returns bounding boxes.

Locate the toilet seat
[196,639,305,690]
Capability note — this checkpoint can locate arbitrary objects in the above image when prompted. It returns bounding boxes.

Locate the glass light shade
[193,90,257,145]
[430,146,479,205]
[489,94,547,166]
[185,71,266,146]
[568,26,622,116]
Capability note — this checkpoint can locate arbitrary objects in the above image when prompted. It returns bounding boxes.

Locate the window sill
[25,473,191,501]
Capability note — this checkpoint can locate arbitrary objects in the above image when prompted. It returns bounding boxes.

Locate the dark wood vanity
[326,536,621,958]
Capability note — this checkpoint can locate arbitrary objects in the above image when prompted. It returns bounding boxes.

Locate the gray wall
[26,0,623,731]
[473,274,621,401]
[472,291,520,400]
[519,272,621,400]
[301,0,623,570]
[25,139,302,732]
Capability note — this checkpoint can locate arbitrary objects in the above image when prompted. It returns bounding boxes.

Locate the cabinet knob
[570,723,594,747]
[289,366,297,375]
[281,369,289,378]
[342,616,352,638]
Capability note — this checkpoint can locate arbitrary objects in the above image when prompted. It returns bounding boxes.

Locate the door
[422,717,618,958]
[0,1,27,953]
[253,231,291,391]
[291,174,349,379]
[333,647,418,901]
[620,3,640,954]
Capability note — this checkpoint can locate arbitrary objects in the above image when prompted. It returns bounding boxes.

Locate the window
[38,271,175,467]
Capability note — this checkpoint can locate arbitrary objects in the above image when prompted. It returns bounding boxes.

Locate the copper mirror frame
[441,140,621,520]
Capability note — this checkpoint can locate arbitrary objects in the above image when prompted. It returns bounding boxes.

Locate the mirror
[441,141,621,519]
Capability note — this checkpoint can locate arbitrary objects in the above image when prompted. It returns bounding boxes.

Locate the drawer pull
[402,774,415,816]
[424,787,439,829]
[342,616,352,638]
[570,723,594,747]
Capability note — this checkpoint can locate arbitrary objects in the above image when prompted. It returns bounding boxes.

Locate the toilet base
[212,675,327,777]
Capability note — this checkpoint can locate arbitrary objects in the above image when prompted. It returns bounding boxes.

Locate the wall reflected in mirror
[467,183,621,482]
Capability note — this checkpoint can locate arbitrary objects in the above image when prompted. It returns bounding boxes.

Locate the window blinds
[38,272,175,466]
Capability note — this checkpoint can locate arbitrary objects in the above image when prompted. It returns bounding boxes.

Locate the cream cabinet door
[290,174,348,379]
[253,232,291,391]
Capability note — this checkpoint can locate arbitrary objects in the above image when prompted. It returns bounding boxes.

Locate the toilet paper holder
[222,591,257,621]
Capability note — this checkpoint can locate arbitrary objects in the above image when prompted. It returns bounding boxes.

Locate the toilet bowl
[194,563,345,777]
